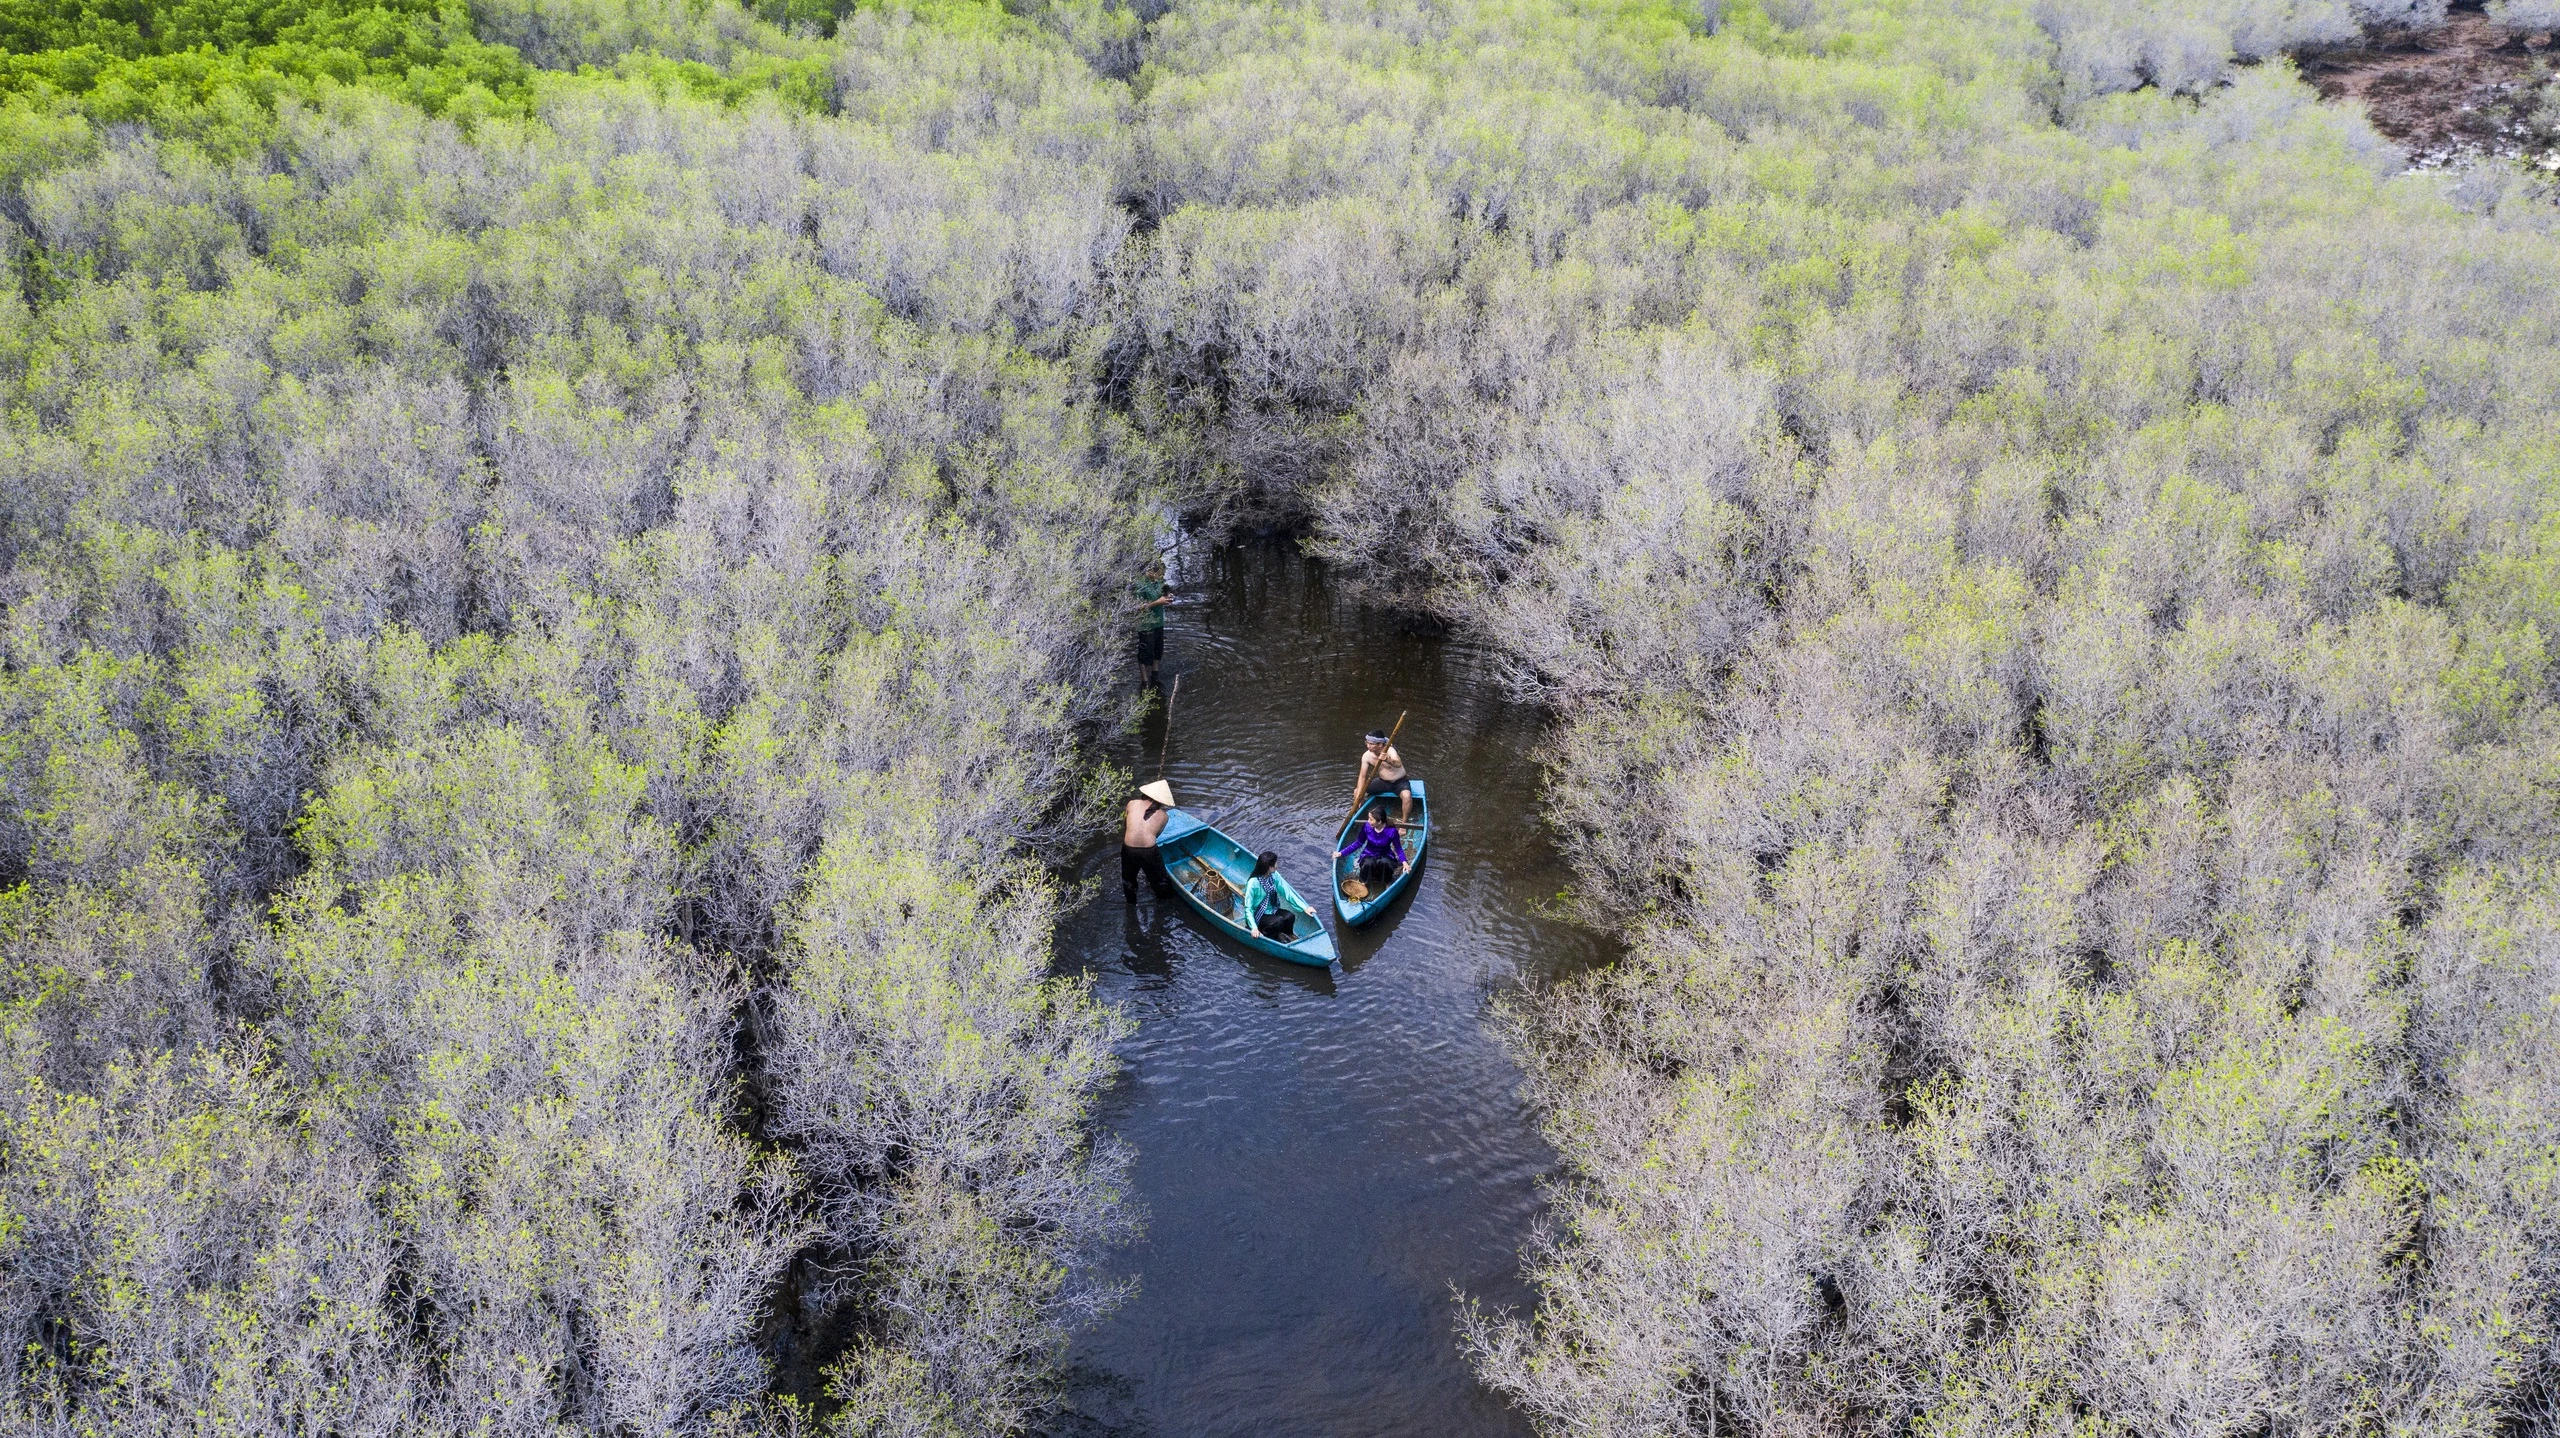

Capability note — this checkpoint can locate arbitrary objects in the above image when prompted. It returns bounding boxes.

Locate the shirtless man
[1121,779,1177,902]
[1351,729,1413,824]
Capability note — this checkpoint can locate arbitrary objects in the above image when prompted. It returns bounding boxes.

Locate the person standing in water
[1132,559,1171,688]
[1350,728,1414,824]
[1121,779,1176,902]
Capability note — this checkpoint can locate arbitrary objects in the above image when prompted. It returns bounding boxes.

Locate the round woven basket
[1341,877,1372,901]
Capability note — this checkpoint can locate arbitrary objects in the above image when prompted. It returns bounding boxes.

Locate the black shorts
[1365,775,1411,800]
[1121,844,1171,896]
[1134,629,1164,664]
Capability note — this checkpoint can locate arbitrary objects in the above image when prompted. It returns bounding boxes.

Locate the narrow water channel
[1049,543,1613,1438]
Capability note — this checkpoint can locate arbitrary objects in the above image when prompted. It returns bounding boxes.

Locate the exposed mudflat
[2300,6,2557,168]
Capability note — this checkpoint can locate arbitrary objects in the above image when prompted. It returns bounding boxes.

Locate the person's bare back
[1123,796,1170,848]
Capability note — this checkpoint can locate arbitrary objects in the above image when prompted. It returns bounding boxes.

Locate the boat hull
[1333,778,1428,926]
[1156,810,1338,966]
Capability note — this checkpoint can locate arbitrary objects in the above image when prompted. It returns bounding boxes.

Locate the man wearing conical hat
[1121,779,1177,902]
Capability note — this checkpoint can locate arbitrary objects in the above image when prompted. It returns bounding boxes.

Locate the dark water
[1049,544,1613,1438]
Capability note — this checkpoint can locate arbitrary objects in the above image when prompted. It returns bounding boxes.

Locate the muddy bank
[2300,5,2557,168]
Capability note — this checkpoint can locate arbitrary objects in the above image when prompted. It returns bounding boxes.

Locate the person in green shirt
[1132,559,1171,688]
[1241,850,1298,941]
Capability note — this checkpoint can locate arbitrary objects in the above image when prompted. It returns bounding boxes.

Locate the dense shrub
[2492,0,2560,30]
[0,0,1147,1432]
[1115,0,2560,1432]
[8,0,2560,1429]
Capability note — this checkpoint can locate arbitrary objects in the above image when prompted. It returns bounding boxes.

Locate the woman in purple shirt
[1337,807,1410,891]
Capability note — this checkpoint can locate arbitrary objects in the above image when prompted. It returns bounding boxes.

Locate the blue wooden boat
[1332,778,1428,926]
[1155,810,1337,967]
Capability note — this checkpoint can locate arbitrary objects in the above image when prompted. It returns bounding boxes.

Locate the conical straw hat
[1139,780,1176,806]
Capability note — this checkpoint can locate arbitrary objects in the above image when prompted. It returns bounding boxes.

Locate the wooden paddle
[1156,673,1180,783]
[1343,709,1408,831]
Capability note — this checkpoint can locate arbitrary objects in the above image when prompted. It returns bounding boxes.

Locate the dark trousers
[1121,844,1172,900]
[1255,909,1295,939]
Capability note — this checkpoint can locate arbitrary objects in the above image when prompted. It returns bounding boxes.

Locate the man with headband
[1350,728,1414,825]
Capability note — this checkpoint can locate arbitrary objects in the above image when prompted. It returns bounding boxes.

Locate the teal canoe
[1333,778,1428,927]
[1156,810,1338,967]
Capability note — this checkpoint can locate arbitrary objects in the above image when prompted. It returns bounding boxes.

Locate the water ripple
[1049,544,1615,1438]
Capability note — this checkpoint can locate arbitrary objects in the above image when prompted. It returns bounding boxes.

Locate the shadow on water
[1047,542,1616,1438]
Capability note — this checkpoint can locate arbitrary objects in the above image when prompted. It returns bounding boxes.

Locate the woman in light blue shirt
[1241,850,1297,940]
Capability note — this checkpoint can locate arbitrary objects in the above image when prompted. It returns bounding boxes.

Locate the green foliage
[6,0,2560,1426]
[1107,0,2560,1430]
[772,820,1132,1435]
[0,0,533,140]
[0,0,1148,1427]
